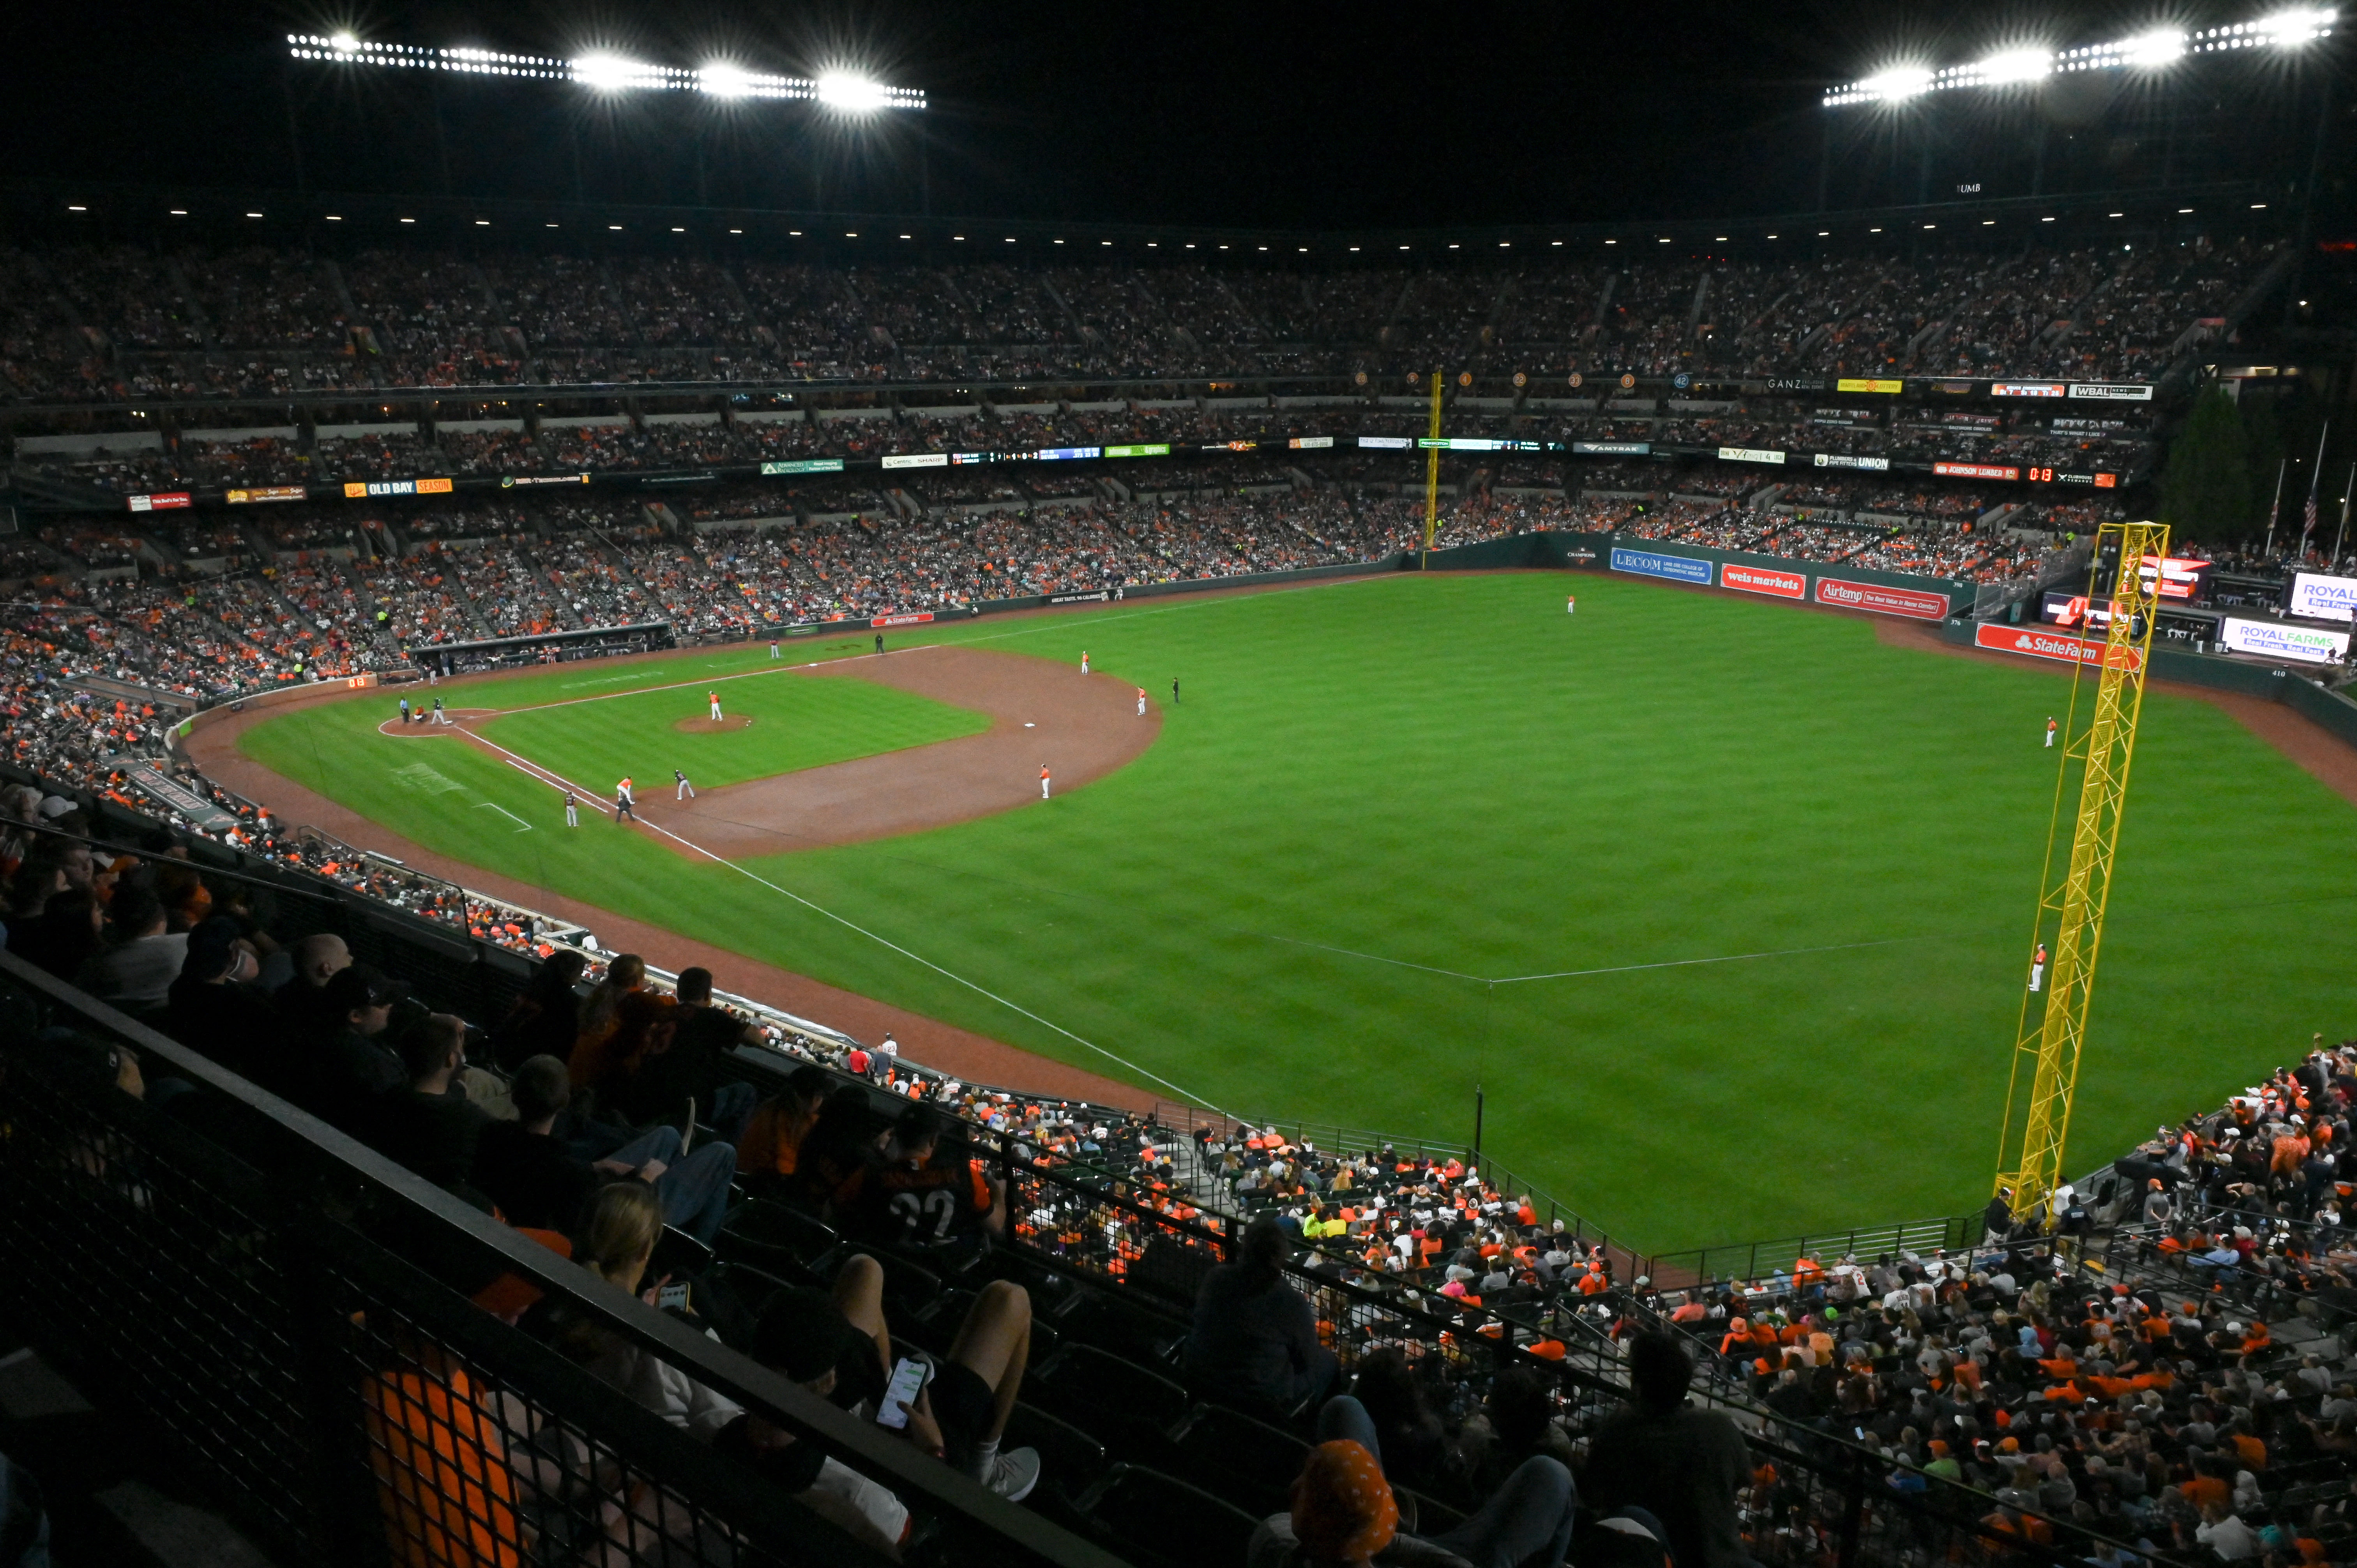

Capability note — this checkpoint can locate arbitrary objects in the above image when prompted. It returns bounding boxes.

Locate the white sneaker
[970,1442,1041,1503]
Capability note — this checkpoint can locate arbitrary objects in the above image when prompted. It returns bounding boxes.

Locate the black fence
[0,950,1126,1568]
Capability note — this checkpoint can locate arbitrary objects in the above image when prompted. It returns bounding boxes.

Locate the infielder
[615,777,637,823]
[675,768,695,801]
[2045,716,2057,748]
[769,640,781,660]
[707,690,722,721]
[1039,764,1051,800]
[563,790,579,828]
[1080,651,1089,675]
[2028,941,2048,993]
[1136,687,1147,718]
[874,632,885,655]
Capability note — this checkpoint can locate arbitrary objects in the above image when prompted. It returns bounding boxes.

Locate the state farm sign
[1974,623,2144,670]
[1814,577,1948,620]
[1719,562,1805,599]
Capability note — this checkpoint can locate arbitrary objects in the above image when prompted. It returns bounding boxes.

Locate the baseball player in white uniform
[563,790,579,828]
[675,769,694,801]
[707,690,723,721]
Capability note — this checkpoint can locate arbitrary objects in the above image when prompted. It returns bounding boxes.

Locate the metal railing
[0,949,1127,1568]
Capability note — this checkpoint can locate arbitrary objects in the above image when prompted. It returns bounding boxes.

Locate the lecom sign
[1719,562,1805,599]
[1974,623,2144,671]
[1815,577,1947,620]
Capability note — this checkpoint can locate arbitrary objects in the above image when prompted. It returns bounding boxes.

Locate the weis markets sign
[1719,562,1804,600]
[1974,624,2144,670]
[1610,546,1712,585]
[1815,577,1947,620]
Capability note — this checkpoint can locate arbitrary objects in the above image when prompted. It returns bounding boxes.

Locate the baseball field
[233,571,2357,1250]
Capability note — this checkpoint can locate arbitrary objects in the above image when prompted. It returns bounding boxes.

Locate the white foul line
[459,728,1235,1115]
[473,801,534,832]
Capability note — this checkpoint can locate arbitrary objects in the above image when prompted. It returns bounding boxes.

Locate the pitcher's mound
[675,715,754,734]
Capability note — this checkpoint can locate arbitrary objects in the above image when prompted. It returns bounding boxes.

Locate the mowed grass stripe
[239,573,2357,1248]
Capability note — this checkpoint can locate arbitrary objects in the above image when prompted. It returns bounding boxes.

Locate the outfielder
[2045,716,2057,748]
[707,690,722,721]
[1039,764,1051,800]
[1136,687,1147,718]
[2028,941,2048,993]
[1566,593,1577,615]
[563,790,579,828]
[615,777,637,823]
[675,768,695,801]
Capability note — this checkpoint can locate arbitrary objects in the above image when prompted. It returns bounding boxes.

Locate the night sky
[0,1,2335,227]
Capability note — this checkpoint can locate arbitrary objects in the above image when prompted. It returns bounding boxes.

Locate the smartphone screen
[657,1281,691,1313]
[876,1357,928,1431]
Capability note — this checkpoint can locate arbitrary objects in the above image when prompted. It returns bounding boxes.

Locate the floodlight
[329,31,359,51]
[2121,28,2186,65]
[574,54,654,90]
[1977,48,2052,82]
[1859,65,1935,99]
[815,72,887,111]
[698,63,754,97]
[2255,7,2335,44]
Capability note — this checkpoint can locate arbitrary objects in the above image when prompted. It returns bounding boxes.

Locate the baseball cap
[753,1287,856,1384]
[322,963,404,1014]
[37,795,76,819]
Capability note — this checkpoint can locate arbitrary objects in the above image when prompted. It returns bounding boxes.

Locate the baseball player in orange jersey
[1567,593,1576,615]
[1080,651,1089,675]
[2045,716,2057,748]
[2028,941,2048,992]
[614,777,637,823]
[708,690,722,721]
[1039,764,1051,800]
[1136,687,1147,717]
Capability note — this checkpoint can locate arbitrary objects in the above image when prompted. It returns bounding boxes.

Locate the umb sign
[1719,562,1805,599]
[1974,623,2145,670]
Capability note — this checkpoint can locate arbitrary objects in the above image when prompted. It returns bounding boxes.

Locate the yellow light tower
[1993,519,2169,1224]
[1421,371,1443,569]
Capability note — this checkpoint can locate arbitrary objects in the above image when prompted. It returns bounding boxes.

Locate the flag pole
[2263,457,2288,559]
[2334,462,2355,570]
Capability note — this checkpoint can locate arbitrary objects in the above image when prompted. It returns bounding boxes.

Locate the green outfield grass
[239,573,2357,1250]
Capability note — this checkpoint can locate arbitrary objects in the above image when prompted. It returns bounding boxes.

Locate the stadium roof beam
[1823,7,2334,106]
[285,34,925,110]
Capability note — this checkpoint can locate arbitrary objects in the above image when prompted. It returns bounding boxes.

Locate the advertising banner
[1033,447,1101,461]
[1286,436,1334,450]
[126,492,192,512]
[1815,577,1949,620]
[1720,562,1805,599]
[2222,617,2350,664]
[2289,572,2357,623]
[869,611,936,628]
[1974,623,2143,669]
[1934,461,2021,481]
[1761,376,1826,393]
[1357,436,1413,450]
[2068,383,2155,402]
[500,473,592,487]
[226,486,307,505]
[881,452,949,470]
[760,458,845,475]
[343,477,454,498]
[1048,590,1113,605]
[1610,546,1712,585]
[1717,446,1786,465]
[1572,441,1650,455]
[1104,443,1173,458]
[1812,453,1890,471]
[1835,378,1904,395]
[1992,382,2066,399]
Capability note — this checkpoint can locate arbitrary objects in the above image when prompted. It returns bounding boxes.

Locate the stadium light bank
[1823,7,2334,106]
[286,33,926,111]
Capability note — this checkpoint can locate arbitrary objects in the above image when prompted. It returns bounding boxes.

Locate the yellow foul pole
[1421,370,1443,568]
[1992,520,2167,1224]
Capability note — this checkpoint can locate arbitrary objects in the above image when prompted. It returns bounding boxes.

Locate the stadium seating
[7,746,2357,1567]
